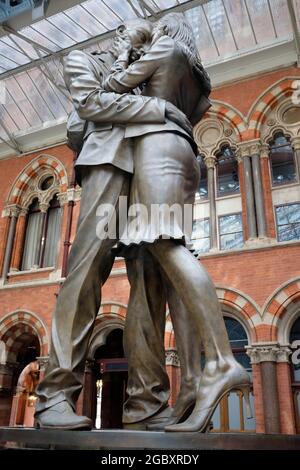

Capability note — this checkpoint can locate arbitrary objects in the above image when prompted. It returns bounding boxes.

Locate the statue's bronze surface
[35,13,251,433]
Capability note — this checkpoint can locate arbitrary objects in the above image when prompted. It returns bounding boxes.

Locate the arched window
[216,145,239,197]
[290,316,300,433]
[269,132,297,186]
[21,194,61,270]
[211,316,256,433]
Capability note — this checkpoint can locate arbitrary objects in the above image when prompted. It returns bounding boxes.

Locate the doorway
[93,329,128,429]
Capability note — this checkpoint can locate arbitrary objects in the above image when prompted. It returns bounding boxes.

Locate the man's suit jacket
[63,50,166,176]
[104,36,211,145]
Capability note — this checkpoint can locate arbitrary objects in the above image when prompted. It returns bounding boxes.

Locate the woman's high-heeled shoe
[165,363,252,432]
[147,382,197,430]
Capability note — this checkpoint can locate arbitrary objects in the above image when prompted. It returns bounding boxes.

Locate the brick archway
[0,311,49,359]
[248,78,297,139]
[6,154,68,206]
[263,279,300,341]
[217,287,259,342]
[205,100,247,140]
[98,302,127,319]
[164,287,258,348]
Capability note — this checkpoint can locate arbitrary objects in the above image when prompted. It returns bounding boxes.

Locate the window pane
[276,204,300,242]
[220,232,244,250]
[228,392,241,429]
[270,134,296,185]
[192,237,210,253]
[243,393,256,430]
[43,200,62,267]
[219,213,243,235]
[192,219,210,238]
[211,403,221,430]
[192,219,210,253]
[22,209,43,270]
[217,146,239,196]
[225,317,248,347]
[196,156,208,199]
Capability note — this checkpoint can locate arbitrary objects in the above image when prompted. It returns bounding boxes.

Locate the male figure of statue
[34,21,203,430]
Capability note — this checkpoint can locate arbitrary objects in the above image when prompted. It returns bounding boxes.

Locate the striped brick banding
[248,79,295,139]
[98,302,127,319]
[205,101,247,140]
[263,279,300,341]
[0,311,48,360]
[7,155,68,206]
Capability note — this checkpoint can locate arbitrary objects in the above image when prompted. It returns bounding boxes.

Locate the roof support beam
[0,0,212,80]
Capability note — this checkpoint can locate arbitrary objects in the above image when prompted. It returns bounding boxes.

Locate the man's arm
[63,50,166,124]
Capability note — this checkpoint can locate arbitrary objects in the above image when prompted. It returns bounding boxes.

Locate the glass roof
[0,0,299,151]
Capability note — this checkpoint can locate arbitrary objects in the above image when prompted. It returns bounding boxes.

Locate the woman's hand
[112,36,132,59]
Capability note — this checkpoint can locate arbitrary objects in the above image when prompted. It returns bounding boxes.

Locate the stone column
[165,349,180,407]
[82,359,97,421]
[204,156,217,250]
[250,141,267,238]
[276,345,296,434]
[10,208,28,271]
[292,136,300,180]
[37,202,49,268]
[1,205,19,280]
[238,144,257,240]
[247,343,281,434]
[260,144,277,239]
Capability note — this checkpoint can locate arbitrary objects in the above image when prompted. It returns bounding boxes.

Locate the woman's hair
[155,13,211,97]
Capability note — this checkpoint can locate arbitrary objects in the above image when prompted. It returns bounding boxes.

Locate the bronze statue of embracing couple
[34,12,251,433]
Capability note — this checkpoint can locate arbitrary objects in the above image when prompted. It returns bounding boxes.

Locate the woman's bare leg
[147,240,250,432]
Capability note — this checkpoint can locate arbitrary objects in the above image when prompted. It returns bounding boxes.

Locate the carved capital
[165,349,180,367]
[246,343,291,364]
[57,191,68,206]
[204,155,216,169]
[276,345,292,363]
[237,140,262,160]
[291,136,300,151]
[3,204,22,218]
[18,207,28,218]
[260,143,270,159]
[39,202,49,213]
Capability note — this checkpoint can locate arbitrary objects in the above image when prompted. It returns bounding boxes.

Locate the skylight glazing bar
[243,0,258,44]
[201,3,220,55]
[0,118,20,152]
[221,0,238,50]
[101,1,125,22]
[266,0,278,38]
[126,0,145,17]
[47,13,92,43]
[80,4,110,32]
[12,75,45,124]
[3,25,56,55]
[25,72,57,120]
[3,86,31,129]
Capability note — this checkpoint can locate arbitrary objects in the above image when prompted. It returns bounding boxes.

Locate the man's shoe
[34,401,93,430]
[123,405,173,431]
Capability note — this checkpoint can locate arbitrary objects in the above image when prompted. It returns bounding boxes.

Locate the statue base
[0,427,300,450]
